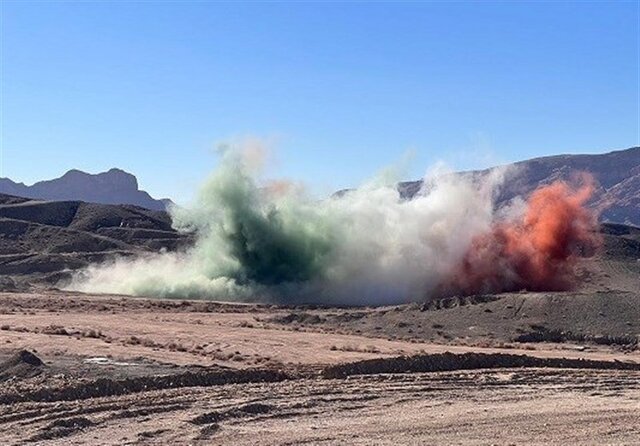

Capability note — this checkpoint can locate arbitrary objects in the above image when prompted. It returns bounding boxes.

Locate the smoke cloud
[436,177,601,296]
[65,143,600,305]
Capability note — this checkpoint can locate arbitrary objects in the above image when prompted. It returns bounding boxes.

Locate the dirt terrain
[0,285,638,445]
[3,367,639,445]
[0,215,637,444]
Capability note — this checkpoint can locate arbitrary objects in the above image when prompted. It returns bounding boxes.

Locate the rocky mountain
[0,147,637,290]
[0,168,170,211]
[0,193,192,289]
[397,146,640,226]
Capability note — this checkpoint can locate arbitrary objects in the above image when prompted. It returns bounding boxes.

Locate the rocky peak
[0,168,169,211]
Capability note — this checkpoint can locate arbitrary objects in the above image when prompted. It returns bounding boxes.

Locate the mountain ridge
[0,168,170,211]
[397,146,640,226]
[0,146,638,223]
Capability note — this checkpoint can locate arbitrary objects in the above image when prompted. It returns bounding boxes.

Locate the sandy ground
[1,291,637,368]
[2,368,639,445]
[0,290,639,445]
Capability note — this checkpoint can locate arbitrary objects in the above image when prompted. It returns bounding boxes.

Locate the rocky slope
[398,146,640,226]
[0,194,192,288]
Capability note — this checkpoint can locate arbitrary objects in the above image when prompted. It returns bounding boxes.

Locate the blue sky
[1,1,638,202]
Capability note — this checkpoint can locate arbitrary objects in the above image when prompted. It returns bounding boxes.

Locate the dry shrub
[41,325,69,336]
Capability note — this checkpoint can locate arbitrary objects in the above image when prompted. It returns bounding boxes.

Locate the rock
[0,350,45,381]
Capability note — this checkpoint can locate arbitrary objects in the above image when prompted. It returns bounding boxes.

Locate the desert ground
[1,282,639,445]
[0,220,638,444]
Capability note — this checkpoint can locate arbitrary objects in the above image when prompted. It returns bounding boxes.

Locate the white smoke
[65,141,508,305]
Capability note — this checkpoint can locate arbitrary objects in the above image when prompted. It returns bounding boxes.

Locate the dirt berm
[322,351,640,378]
[0,368,289,405]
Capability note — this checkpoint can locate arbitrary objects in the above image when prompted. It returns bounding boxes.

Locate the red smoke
[439,178,601,296]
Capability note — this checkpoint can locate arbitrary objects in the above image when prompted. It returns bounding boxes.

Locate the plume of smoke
[65,142,599,305]
[437,176,601,295]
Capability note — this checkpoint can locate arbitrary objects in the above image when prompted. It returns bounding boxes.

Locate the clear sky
[1,1,638,203]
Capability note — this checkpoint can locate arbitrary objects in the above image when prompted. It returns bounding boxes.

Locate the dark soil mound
[322,352,640,379]
[0,368,288,404]
[0,350,44,381]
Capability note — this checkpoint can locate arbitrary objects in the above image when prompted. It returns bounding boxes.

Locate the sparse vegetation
[329,344,381,354]
[514,326,638,349]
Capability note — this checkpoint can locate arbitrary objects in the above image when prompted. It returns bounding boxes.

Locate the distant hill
[0,193,191,289]
[397,147,640,226]
[0,191,634,293]
[0,146,637,290]
[0,168,170,211]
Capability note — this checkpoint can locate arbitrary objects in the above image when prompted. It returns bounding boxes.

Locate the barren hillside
[399,147,640,226]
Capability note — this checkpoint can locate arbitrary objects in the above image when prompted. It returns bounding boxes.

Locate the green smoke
[66,144,506,305]
[172,149,337,287]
